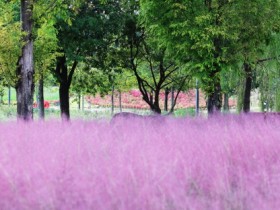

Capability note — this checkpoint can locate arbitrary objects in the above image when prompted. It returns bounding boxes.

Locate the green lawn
[0,86,196,120]
[1,86,60,104]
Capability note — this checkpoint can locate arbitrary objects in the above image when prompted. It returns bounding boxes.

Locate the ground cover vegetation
[1,1,280,209]
[1,0,280,119]
[0,115,278,209]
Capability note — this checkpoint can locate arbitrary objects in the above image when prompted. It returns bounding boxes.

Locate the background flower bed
[0,115,279,209]
[86,89,236,110]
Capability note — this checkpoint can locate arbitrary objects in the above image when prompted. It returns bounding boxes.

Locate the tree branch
[168,76,189,114]
[257,57,276,64]
[164,66,179,80]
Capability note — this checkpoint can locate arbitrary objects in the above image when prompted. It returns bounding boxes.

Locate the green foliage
[0,1,21,86]
[71,65,111,96]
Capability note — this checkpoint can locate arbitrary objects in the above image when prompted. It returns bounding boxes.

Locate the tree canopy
[1,0,280,119]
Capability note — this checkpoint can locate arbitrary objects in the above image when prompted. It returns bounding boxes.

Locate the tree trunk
[275,88,280,112]
[57,56,71,120]
[16,0,34,120]
[8,86,11,106]
[150,104,161,114]
[119,90,122,112]
[195,79,199,116]
[223,93,229,112]
[171,87,175,109]
[164,88,169,112]
[56,55,77,120]
[111,85,114,115]
[207,79,222,114]
[77,93,81,110]
[37,75,44,120]
[152,89,161,114]
[59,83,70,120]
[57,56,69,119]
[81,94,84,111]
[149,91,153,104]
[243,63,252,113]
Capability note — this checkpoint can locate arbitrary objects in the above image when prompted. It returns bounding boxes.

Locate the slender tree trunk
[171,87,175,109]
[16,0,34,120]
[223,93,229,112]
[195,79,199,116]
[119,90,122,112]
[111,85,114,115]
[8,86,11,106]
[78,93,81,110]
[37,75,44,119]
[81,94,84,111]
[275,88,280,112]
[164,88,169,112]
[243,63,252,113]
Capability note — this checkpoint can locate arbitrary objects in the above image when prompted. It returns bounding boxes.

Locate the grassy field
[0,86,198,120]
[0,114,279,209]
[1,87,60,104]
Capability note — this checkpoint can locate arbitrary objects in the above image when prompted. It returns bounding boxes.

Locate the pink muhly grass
[0,114,279,209]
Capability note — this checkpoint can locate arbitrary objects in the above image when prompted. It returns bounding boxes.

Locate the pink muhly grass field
[0,114,280,209]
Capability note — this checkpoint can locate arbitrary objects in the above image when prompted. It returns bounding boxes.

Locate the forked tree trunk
[150,103,161,114]
[16,0,34,120]
[243,63,252,113]
[207,79,222,114]
[56,55,77,120]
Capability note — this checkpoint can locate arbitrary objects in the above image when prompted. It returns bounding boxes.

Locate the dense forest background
[1,0,280,120]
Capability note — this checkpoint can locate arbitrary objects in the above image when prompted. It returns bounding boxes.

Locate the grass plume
[0,114,279,209]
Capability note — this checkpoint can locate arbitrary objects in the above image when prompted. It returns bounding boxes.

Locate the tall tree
[110,1,191,114]
[0,1,21,88]
[53,0,124,119]
[16,0,35,120]
[233,0,280,113]
[140,0,235,114]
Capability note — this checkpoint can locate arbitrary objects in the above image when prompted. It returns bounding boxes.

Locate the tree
[34,20,60,119]
[106,1,191,114]
[229,0,280,113]
[70,64,111,109]
[140,0,237,114]
[0,1,21,88]
[53,0,125,119]
[15,0,35,120]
